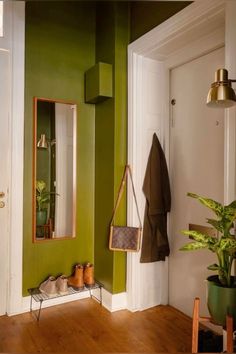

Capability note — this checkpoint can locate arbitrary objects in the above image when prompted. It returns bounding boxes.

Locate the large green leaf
[207,263,220,271]
[180,242,208,251]
[220,238,236,251]
[206,218,222,232]
[187,193,224,216]
[181,230,217,244]
[227,200,236,209]
[225,201,236,215]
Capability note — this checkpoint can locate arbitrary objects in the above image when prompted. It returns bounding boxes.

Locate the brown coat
[140,133,171,263]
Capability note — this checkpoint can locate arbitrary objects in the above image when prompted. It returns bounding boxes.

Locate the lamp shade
[37,134,48,149]
[206,68,236,108]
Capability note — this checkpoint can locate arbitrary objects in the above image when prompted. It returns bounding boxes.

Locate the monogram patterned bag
[109,165,142,252]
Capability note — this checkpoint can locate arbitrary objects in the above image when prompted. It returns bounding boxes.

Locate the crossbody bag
[109,165,142,252]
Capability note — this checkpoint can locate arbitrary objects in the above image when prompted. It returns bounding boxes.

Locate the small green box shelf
[85,62,113,104]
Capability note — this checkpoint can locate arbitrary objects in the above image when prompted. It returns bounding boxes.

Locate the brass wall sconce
[207,68,236,108]
[37,134,56,149]
[37,134,48,149]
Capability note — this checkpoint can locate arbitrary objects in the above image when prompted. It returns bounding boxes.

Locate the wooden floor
[0,298,192,352]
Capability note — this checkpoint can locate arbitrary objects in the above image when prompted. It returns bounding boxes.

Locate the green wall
[94,2,129,293]
[23,1,191,296]
[130,1,191,42]
[23,1,96,294]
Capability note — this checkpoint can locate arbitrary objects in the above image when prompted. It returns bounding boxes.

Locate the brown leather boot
[84,263,95,287]
[68,264,84,289]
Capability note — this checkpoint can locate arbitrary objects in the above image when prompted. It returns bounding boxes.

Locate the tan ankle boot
[68,264,84,289]
[84,263,95,287]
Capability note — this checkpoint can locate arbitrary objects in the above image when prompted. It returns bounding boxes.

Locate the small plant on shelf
[36,180,52,212]
[36,180,57,227]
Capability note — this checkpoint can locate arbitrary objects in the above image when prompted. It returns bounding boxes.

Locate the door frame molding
[3,1,25,315]
[127,0,235,311]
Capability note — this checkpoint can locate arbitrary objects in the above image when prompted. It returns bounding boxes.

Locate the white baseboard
[100,288,127,312]
[7,289,128,316]
[8,291,90,316]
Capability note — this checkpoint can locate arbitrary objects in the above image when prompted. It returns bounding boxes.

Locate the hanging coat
[140,133,171,263]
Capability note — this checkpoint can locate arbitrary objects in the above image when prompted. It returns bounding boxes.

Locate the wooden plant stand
[192,297,234,353]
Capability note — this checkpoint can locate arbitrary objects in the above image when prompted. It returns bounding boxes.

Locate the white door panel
[169,47,225,317]
[0,49,10,315]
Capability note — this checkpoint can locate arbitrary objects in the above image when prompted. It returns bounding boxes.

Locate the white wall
[168,47,225,317]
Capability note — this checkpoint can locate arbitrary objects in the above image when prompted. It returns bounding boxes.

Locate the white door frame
[0,1,25,315]
[127,0,236,311]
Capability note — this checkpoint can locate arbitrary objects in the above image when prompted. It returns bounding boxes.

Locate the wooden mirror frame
[32,97,77,242]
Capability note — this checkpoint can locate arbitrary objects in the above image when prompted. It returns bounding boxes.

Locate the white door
[169,47,225,317]
[0,49,10,315]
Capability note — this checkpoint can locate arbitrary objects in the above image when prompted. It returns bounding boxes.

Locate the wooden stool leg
[192,297,200,353]
[226,314,233,353]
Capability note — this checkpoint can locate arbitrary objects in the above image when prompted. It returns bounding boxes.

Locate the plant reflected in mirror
[33,98,77,241]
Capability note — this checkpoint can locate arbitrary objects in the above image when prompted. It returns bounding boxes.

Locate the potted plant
[180,192,236,328]
[36,180,54,226]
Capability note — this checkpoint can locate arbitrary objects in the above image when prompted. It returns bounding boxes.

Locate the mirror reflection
[33,98,77,241]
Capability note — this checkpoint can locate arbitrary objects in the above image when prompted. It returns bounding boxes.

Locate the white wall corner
[100,288,127,312]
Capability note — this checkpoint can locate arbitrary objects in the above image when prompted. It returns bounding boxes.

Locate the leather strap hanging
[109,165,142,252]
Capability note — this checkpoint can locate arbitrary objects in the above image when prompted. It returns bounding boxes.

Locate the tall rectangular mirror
[33,97,77,242]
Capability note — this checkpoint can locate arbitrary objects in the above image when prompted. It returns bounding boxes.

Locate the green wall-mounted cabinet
[85,62,113,104]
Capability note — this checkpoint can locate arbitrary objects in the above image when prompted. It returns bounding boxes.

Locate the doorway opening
[127,0,229,314]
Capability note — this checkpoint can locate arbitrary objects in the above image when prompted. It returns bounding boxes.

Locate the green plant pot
[207,275,236,329]
[36,210,47,226]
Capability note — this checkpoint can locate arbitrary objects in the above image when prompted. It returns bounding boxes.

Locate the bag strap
[110,165,142,228]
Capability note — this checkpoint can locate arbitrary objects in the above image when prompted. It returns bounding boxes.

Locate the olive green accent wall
[130,1,191,42]
[23,1,96,295]
[23,0,192,296]
[95,2,129,293]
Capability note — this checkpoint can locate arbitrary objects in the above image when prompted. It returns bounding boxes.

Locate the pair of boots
[39,275,68,297]
[68,263,94,290]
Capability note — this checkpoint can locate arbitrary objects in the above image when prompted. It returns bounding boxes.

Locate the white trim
[127,52,144,312]
[9,289,128,316]
[0,0,12,317]
[100,288,127,312]
[128,0,225,56]
[127,0,227,311]
[165,27,225,70]
[10,292,91,316]
[7,1,25,315]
